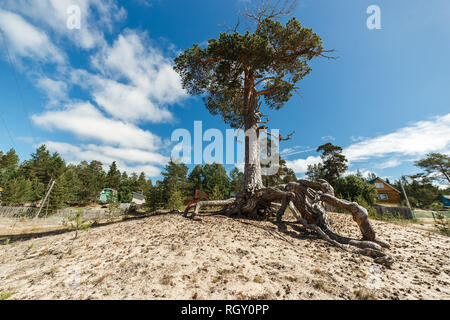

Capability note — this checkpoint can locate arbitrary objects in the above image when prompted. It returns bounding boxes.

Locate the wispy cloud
[0,8,65,64]
[321,135,335,141]
[32,102,162,150]
[287,113,450,174]
[344,114,450,162]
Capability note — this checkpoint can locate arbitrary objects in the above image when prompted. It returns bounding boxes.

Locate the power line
[0,112,17,149]
[0,27,36,142]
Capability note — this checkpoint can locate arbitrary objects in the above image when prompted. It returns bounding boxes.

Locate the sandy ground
[0,211,449,300]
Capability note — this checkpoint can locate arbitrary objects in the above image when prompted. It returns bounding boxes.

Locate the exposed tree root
[182,178,395,267]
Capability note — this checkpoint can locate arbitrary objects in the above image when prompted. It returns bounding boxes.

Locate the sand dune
[0,211,449,300]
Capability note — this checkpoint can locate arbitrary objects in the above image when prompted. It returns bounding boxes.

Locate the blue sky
[0,0,449,184]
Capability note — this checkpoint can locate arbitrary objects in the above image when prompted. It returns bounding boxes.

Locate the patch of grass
[0,290,15,300]
[2,238,10,245]
[312,279,325,290]
[45,267,57,276]
[159,274,173,286]
[313,268,325,276]
[353,287,377,300]
[284,275,298,282]
[217,268,233,276]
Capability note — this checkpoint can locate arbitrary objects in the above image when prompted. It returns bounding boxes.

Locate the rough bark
[243,85,264,193]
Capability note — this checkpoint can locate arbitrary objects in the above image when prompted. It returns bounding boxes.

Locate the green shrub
[62,210,92,239]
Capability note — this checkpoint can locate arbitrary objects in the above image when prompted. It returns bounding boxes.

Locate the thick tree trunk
[243,85,264,193]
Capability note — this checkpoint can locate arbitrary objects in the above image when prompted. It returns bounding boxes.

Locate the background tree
[306,163,326,181]
[20,145,66,186]
[393,177,445,208]
[202,163,230,198]
[105,161,121,190]
[414,153,450,184]
[187,165,205,197]
[0,148,19,169]
[334,175,377,205]
[147,181,164,211]
[118,172,133,203]
[76,160,105,204]
[315,143,348,186]
[263,156,296,186]
[230,167,244,194]
[1,176,32,205]
[161,159,189,203]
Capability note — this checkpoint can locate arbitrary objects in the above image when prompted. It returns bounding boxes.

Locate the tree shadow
[0,212,157,244]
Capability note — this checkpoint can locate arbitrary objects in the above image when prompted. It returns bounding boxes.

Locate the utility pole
[34,179,55,219]
[400,179,411,210]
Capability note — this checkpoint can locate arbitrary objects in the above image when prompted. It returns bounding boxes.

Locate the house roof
[368,177,401,194]
[132,192,145,200]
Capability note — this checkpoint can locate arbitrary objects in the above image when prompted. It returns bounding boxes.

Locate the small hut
[98,188,118,203]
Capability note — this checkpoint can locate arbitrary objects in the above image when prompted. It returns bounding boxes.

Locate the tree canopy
[414,153,450,184]
[174,16,325,129]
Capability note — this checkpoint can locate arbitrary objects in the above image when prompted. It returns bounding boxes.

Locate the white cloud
[287,113,450,174]
[31,102,161,150]
[2,0,126,50]
[85,30,186,123]
[0,9,64,63]
[321,135,335,141]
[286,156,321,174]
[344,114,450,162]
[280,145,315,157]
[375,158,402,169]
[36,77,69,107]
[344,169,377,179]
[42,141,164,177]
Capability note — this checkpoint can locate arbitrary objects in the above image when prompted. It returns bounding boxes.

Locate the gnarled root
[181,178,394,267]
[184,198,236,219]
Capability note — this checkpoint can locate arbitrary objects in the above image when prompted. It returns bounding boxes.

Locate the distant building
[440,195,450,208]
[132,192,145,205]
[368,177,401,204]
[99,188,118,203]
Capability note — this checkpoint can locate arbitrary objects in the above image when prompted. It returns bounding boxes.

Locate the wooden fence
[371,205,414,219]
[0,206,131,219]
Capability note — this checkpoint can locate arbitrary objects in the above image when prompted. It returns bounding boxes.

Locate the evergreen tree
[161,159,189,202]
[230,167,244,193]
[202,163,230,198]
[166,189,184,210]
[1,176,32,205]
[334,175,377,205]
[174,2,326,193]
[20,145,66,186]
[306,163,326,181]
[118,172,133,203]
[315,143,348,186]
[210,184,224,200]
[76,160,105,204]
[414,153,450,184]
[0,148,19,169]
[105,161,121,189]
[187,165,204,196]
[262,156,296,186]
[147,181,163,211]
